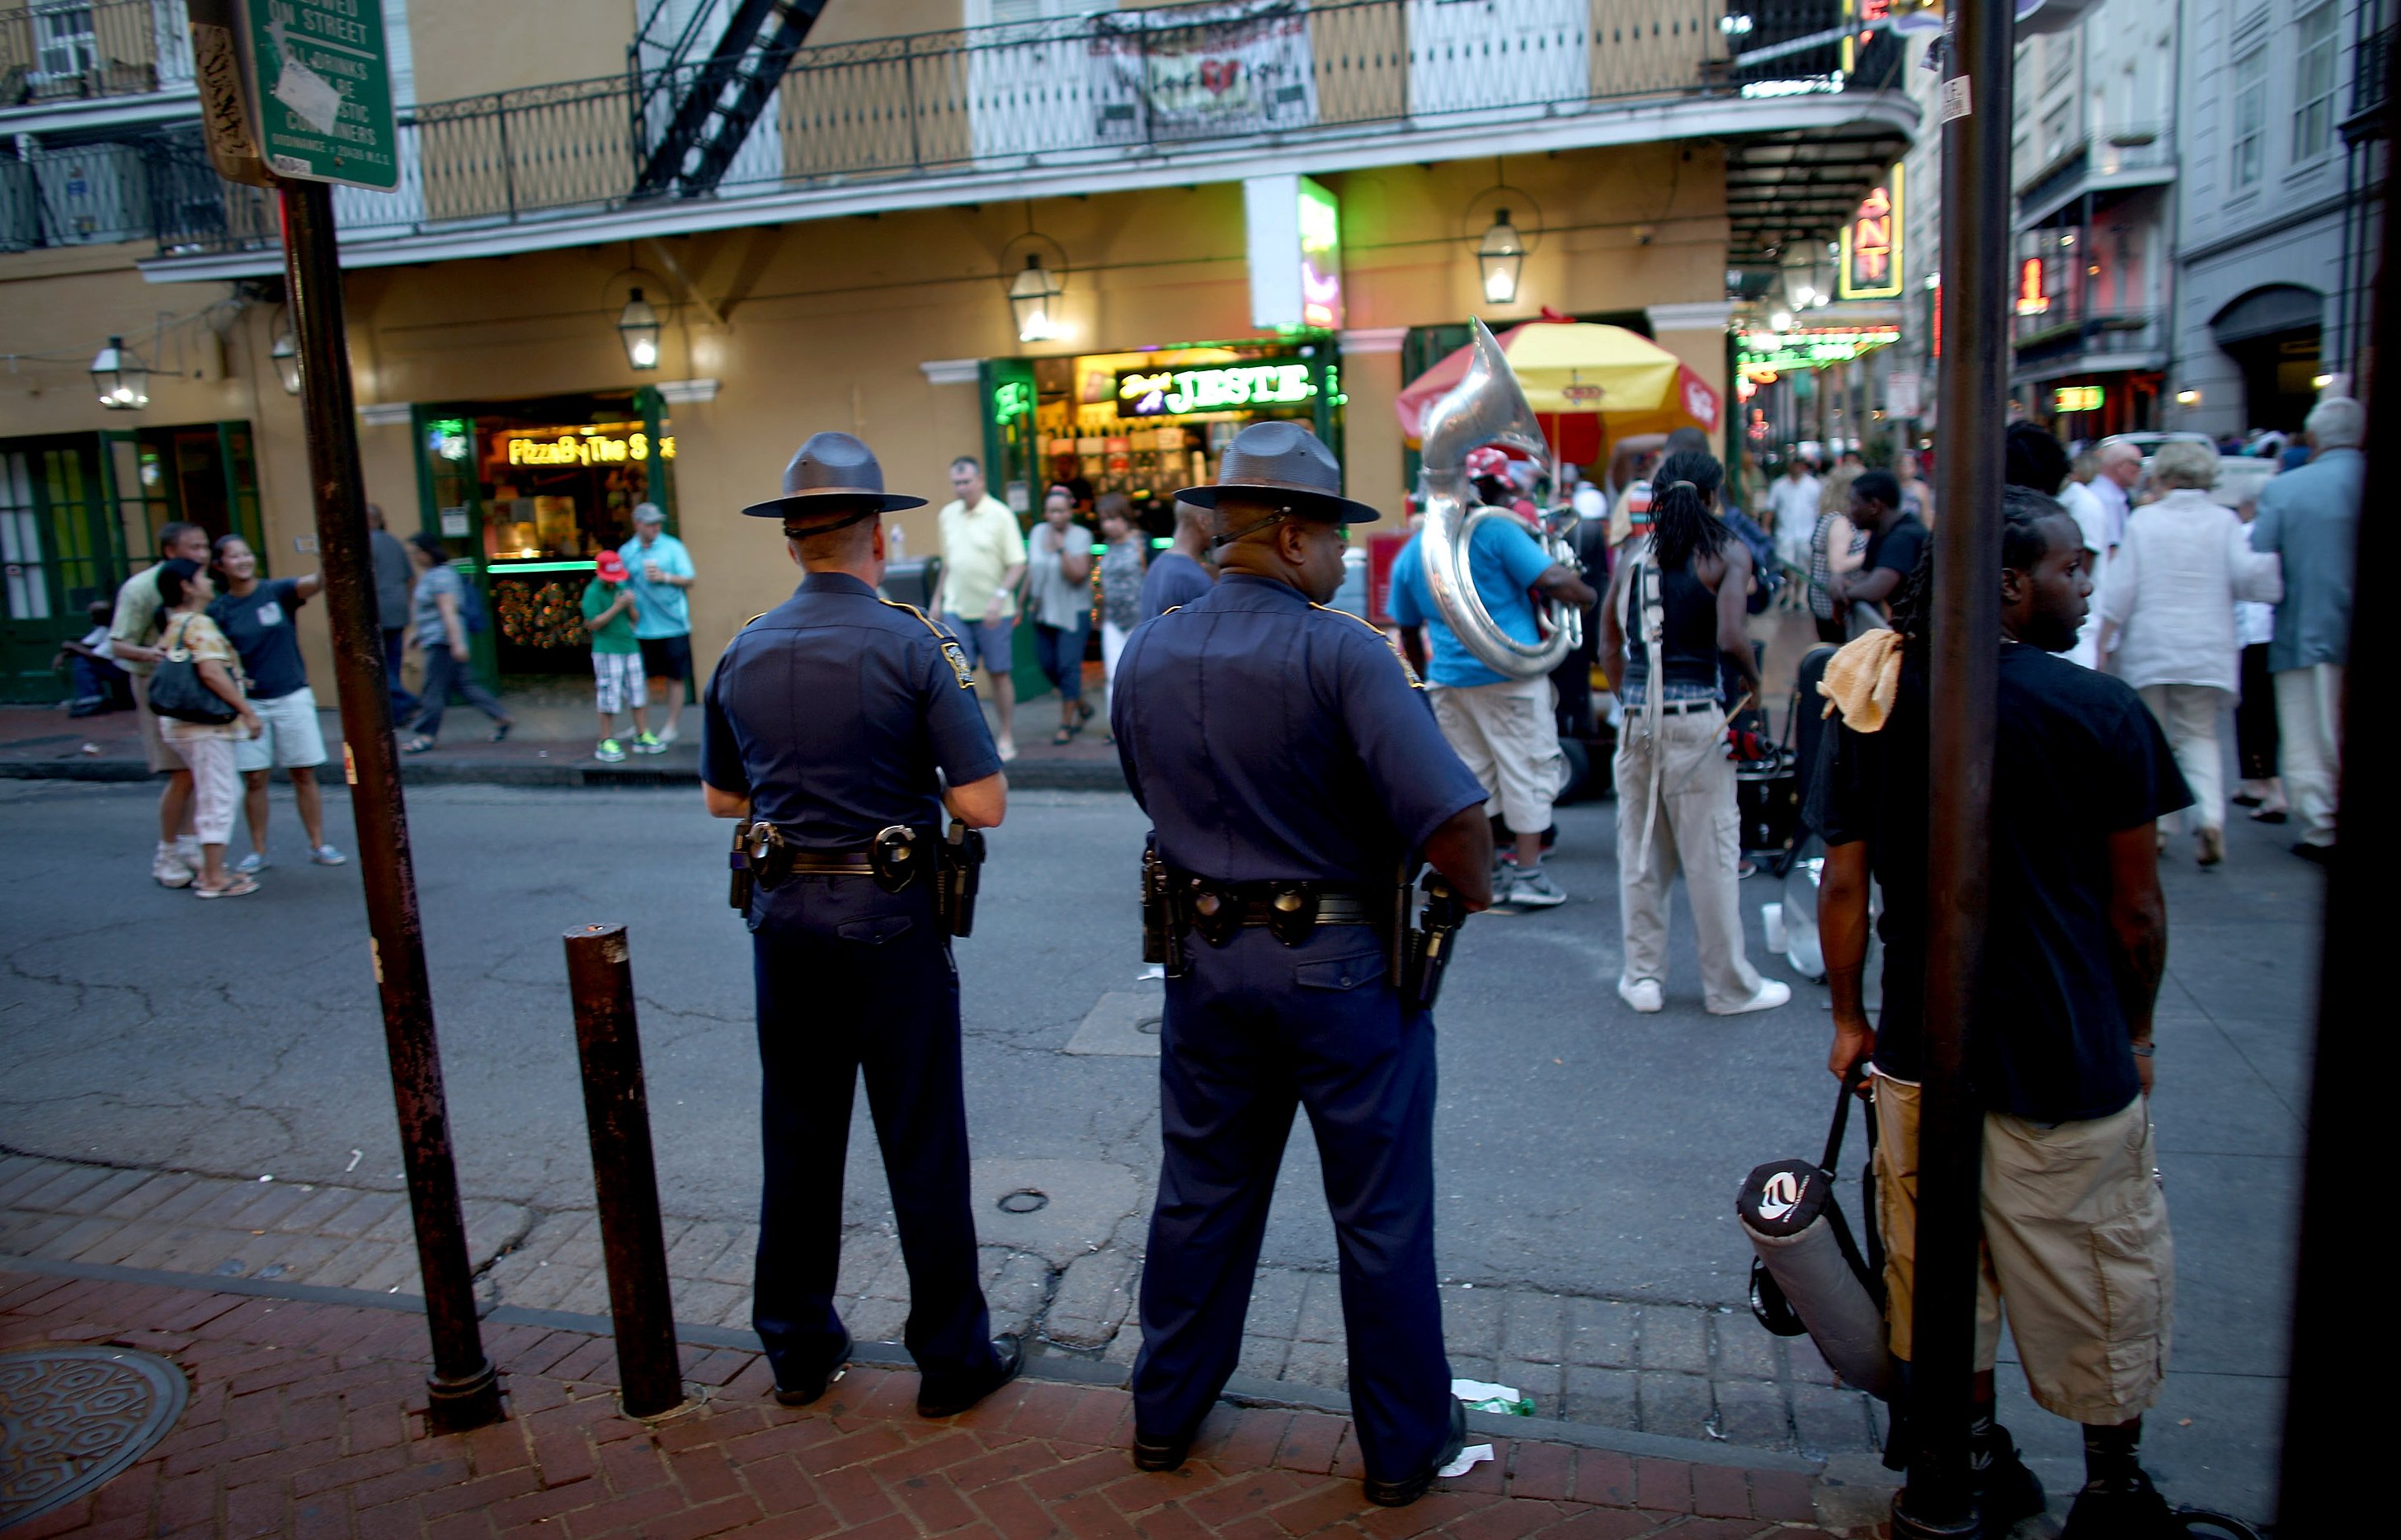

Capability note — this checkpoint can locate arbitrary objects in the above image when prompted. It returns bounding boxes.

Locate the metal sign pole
[1895,0,2013,1532]
[279,177,504,1436]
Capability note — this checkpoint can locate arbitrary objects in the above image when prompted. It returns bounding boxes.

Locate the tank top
[1621,554,1721,690]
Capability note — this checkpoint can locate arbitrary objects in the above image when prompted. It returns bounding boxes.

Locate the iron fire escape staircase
[628,0,829,201]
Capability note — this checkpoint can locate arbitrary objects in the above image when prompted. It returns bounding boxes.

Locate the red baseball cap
[594,550,629,584]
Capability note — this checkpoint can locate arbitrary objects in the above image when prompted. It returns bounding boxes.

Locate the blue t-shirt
[1386,519,1556,688]
[209,577,309,700]
[617,531,694,638]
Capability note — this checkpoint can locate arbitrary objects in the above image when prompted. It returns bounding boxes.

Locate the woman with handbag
[149,558,262,898]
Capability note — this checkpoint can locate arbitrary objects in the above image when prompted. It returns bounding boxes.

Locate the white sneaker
[1504,868,1568,907]
[655,723,679,745]
[996,734,1019,763]
[1710,978,1793,1016]
[1617,977,1664,1013]
[153,843,195,888]
[310,845,347,866]
[233,851,266,875]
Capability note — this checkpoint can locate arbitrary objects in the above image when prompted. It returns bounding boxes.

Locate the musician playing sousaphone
[1389,323,1597,910]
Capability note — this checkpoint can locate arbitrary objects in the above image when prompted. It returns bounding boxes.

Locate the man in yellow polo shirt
[935,455,1027,761]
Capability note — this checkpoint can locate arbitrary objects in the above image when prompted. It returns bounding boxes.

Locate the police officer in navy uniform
[1111,421,1497,1505]
[704,431,1022,1416]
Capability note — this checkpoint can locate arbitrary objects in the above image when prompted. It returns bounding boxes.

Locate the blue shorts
[941,614,1015,674]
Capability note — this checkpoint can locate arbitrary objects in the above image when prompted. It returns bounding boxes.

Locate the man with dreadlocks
[1814,486,2195,1538]
[1598,449,1787,1015]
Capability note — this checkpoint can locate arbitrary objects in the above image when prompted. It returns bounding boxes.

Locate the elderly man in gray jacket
[2250,396,2361,860]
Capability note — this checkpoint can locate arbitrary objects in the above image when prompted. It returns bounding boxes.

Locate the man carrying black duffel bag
[1815,487,2192,1538]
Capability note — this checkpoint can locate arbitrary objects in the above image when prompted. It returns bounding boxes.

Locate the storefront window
[414,398,674,677]
[1016,340,1336,537]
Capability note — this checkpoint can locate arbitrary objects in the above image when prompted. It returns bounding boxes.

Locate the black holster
[727,822,755,911]
[1141,834,1186,975]
[1401,874,1470,1010]
[938,819,985,937]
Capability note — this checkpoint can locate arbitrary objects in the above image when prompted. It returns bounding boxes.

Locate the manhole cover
[996,1189,1049,1215]
[1135,1016,1162,1035]
[0,1346,188,1528]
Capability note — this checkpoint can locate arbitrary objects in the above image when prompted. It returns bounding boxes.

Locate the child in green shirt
[584,551,660,761]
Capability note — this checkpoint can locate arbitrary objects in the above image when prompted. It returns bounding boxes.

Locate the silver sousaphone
[1419,318,1582,680]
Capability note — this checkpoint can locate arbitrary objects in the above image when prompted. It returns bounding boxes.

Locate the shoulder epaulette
[881,597,977,689]
[1311,602,1424,690]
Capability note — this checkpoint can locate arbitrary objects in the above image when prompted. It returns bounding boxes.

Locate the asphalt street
[0,771,2316,1522]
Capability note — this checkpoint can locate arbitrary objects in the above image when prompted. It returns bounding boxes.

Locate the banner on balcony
[1092,1,1318,143]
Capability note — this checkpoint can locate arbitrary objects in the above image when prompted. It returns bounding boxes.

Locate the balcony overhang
[138,88,1918,285]
[2015,152,2176,232]
[0,83,199,139]
[2011,351,2167,386]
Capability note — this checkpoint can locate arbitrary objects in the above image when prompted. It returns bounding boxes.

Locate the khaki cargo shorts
[1874,1076,2175,1425]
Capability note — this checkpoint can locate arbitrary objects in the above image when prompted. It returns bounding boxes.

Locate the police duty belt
[735,822,930,894]
[1166,870,1381,949]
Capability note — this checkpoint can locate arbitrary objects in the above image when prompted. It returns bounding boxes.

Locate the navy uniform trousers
[749,870,1000,1398]
[1131,924,1452,1482]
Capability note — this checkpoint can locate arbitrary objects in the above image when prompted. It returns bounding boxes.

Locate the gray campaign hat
[1174,420,1379,525]
[741,431,928,525]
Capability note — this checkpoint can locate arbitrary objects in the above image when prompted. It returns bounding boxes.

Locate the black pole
[561,923,685,1420]
[2277,25,2390,1530]
[278,177,504,1436]
[1894,0,2011,1533]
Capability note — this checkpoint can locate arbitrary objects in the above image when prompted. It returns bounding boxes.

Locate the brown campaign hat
[741,431,928,525]
[1173,420,1379,525]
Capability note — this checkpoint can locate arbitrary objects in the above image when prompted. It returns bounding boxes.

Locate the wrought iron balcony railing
[0,0,192,107]
[5,0,1908,259]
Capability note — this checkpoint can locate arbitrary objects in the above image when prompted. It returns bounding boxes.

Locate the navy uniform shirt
[703,572,1001,846]
[1111,572,1486,883]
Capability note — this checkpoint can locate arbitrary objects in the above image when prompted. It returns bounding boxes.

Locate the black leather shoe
[917,1334,1024,1418]
[1970,1425,2045,1533]
[2060,1470,2183,1539]
[1132,1429,1192,1472]
[772,1330,853,1407]
[1364,1399,1467,1508]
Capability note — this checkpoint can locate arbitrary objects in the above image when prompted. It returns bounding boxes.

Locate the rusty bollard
[562,923,684,1418]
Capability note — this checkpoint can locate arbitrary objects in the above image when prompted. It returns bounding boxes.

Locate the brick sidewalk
[0,1265,1853,1539]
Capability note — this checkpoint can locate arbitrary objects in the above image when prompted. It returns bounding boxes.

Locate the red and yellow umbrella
[1396,317,1721,460]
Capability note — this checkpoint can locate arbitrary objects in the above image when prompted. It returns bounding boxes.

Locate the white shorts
[233,687,328,773]
[594,652,647,715]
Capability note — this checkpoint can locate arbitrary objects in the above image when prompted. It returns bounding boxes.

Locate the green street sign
[241,0,400,191]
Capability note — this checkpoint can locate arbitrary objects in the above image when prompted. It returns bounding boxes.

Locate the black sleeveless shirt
[1621,555,1722,690]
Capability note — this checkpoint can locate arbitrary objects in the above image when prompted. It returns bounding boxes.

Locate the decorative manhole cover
[996,1189,1050,1215]
[0,1346,188,1528]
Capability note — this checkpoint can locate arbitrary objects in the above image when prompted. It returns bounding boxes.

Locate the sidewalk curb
[0,756,1130,793]
[1,1253,1821,1478]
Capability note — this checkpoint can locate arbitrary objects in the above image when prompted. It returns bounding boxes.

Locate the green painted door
[0,436,125,703]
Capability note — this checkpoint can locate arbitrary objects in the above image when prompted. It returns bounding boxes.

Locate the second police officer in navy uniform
[1111,421,1498,1505]
[704,431,1023,1417]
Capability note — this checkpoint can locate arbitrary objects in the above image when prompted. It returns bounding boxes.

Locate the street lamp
[272,325,301,396]
[1477,210,1526,305]
[1008,253,1063,343]
[91,336,148,410]
[617,288,661,370]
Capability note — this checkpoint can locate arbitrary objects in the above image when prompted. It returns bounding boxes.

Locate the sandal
[1076,699,1095,725]
[491,720,515,743]
[194,874,260,899]
[402,735,436,754]
[1052,726,1076,746]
